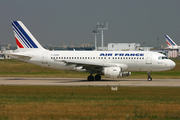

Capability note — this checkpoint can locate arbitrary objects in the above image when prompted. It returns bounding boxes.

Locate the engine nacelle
[122,71,131,77]
[102,67,122,78]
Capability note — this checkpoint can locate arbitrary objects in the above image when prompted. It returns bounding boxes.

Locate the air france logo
[100,53,144,56]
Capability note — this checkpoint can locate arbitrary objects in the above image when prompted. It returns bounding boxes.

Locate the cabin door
[146,53,152,64]
[42,52,48,64]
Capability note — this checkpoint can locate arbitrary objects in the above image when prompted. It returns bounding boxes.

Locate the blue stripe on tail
[12,21,38,48]
[165,35,176,46]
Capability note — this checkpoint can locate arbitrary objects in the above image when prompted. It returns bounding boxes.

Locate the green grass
[0,86,180,119]
[0,59,180,78]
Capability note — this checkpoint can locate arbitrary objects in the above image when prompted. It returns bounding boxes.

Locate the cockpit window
[158,56,168,60]
[162,56,168,59]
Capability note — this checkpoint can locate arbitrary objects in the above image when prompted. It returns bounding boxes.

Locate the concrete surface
[0,77,180,86]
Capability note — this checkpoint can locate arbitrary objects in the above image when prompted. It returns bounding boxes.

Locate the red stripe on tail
[166,41,171,46]
[15,37,24,48]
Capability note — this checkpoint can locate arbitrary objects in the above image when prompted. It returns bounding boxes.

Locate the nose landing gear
[147,71,152,81]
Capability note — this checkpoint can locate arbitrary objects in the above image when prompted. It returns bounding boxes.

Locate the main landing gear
[147,71,152,81]
[87,74,101,81]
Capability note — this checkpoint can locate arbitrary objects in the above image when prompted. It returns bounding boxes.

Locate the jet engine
[102,67,122,78]
[102,67,131,78]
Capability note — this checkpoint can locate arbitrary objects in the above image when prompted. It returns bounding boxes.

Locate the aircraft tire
[147,77,152,81]
[87,75,94,81]
[95,75,101,81]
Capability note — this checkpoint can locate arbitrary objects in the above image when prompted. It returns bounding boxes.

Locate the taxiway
[0,77,180,86]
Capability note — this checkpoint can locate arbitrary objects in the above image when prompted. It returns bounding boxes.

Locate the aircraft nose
[169,60,176,69]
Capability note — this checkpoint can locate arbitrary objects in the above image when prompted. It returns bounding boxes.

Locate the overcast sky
[0,0,180,47]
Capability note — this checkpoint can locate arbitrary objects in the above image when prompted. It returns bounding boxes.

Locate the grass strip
[0,86,180,119]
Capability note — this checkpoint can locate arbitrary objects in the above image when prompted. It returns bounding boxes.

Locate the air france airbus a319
[9,21,176,81]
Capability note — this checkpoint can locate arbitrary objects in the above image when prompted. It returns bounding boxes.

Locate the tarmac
[0,77,180,86]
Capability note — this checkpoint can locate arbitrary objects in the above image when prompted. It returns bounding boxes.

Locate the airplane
[8,21,176,81]
[165,35,180,49]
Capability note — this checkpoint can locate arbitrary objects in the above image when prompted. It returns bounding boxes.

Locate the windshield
[158,56,168,60]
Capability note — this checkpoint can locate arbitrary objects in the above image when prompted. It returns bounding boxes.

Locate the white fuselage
[18,50,175,72]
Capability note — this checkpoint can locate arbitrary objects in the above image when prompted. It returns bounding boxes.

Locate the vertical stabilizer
[11,21,44,50]
[165,35,177,47]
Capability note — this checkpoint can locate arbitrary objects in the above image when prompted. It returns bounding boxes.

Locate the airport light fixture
[92,28,99,50]
[97,22,108,47]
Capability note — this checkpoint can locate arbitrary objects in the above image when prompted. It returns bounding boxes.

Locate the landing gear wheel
[95,75,101,81]
[147,77,152,81]
[87,75,94,81]
[147,71,152,81]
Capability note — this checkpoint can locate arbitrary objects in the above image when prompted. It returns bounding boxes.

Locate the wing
[54,59,128,72]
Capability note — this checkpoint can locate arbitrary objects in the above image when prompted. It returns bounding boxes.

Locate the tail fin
[165,35,177,47]
[11,21,44,50]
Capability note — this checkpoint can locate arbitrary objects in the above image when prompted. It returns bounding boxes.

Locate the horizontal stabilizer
[7,53,32,60]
